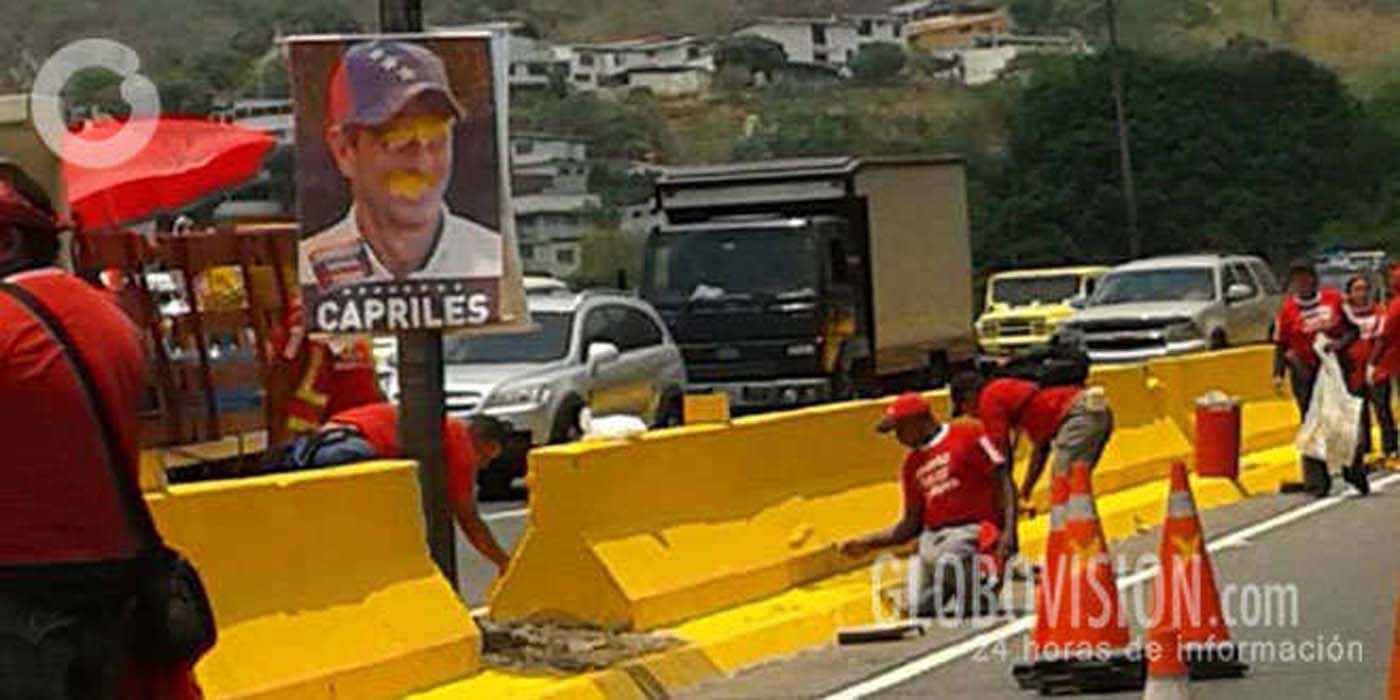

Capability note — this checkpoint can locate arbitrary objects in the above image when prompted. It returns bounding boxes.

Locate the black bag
[0,281,217,666]
[997,334,1091,388]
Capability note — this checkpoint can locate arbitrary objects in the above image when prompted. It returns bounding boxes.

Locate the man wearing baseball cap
[298,39,503,293]
[839,392,1016,618]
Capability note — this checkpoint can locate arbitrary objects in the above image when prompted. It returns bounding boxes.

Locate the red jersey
[1273,288,1344,369]
[0,268,148,563]
[1343,302,1382,391]
[976,378,1083,460]
[271,303,382,432]
[1373,297,1400,382]
[901,420,1002,530]
[327,402,478,506]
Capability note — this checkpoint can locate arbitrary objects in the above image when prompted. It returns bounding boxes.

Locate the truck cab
[642,216,862,408]
[976,266,1107,356]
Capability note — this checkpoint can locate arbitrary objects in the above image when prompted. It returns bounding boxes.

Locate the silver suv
[1060,254,1282,364]
[405,291,687,491]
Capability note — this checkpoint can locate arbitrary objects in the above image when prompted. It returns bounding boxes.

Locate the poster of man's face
[288,32,526,334]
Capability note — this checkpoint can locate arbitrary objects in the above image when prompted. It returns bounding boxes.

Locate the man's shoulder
[301,214,361,257]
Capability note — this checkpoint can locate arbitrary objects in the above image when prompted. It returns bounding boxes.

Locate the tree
[713,35,787,82]
[984,40,1384,270]
[849,42,906,83]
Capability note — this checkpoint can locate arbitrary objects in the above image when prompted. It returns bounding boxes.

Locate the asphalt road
[456,495,530,609]
[681,471,1400,700]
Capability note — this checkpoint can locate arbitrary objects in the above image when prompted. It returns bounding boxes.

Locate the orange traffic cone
[1150,461,1247,680]
[1387,578,1399,700]
[1014,472,1072,689]
[1144,627,1190,700]
[1015,462,1143,695]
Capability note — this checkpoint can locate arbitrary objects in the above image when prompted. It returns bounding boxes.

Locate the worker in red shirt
[264,298,383,446]
[312,402,513,572]
[1273,259,1353,496]
[0,162,202,699]
[1340,275,1382,495]
[950,371,1111,514]
[1368,263,1400,467]
[839,393,1015,618]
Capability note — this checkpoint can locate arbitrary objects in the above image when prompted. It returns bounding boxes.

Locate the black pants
[1287,359,1332,496]
[0,566,138,700]
[1358,380,1398,458]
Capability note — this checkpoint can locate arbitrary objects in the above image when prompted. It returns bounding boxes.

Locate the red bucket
[1195,394,1241,479]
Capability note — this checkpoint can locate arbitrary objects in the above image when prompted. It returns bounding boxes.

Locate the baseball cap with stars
[327,39,466,129]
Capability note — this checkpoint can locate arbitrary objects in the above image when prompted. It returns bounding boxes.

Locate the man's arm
[840,497,922,557]
[1020,441,1051,502]
[452,497,511,572]
[995,464,1018,562]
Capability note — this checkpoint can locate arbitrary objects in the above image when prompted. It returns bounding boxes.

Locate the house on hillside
[557,36,714,95]
[889,0,956,23]
[434,21,569,92]
[737,17,863,72]
[513,193,601,278]
[905,8,1010,51]
[511,133,590,195]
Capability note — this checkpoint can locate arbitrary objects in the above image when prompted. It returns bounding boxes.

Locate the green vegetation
[849,42,907,83]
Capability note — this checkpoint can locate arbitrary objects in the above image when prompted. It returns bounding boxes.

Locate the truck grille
[994,317,1046,337]
[1080,326,1167,353]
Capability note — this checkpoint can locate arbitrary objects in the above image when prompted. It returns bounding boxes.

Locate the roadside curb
[407,447,1306,700]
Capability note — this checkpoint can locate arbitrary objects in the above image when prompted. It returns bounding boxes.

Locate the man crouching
[839,392,1017,618]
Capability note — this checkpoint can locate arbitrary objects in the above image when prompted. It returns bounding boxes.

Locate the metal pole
[379,0,456,584]
[1105,0,1141,258]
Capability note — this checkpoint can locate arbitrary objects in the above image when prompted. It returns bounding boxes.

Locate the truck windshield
[990,275,1080,306]
[644,228,820,304]
[1093,268,1216,305]
[442,312,573,364]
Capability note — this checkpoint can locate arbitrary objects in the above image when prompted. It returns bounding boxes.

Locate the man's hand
[839,539,872,558]
[1367,363,1378,387]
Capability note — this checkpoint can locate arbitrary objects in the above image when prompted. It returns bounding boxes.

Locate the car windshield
[990,275,1081,306]
[1092,268,1216,305]
[442,311,573,363]
[643,227,820,304]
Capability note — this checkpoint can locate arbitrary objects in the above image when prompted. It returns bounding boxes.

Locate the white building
[511,132,590,195]
[558,36,714,92]
[434,22,567,91]
[737,17,865,71]
[513,193,602,278]
[889,0,956,23]
[609,66,713,98]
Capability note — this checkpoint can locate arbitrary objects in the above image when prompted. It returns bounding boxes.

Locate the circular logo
[30,38,161,170]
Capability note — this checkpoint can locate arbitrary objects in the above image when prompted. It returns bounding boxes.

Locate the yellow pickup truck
[976,265,1108,355]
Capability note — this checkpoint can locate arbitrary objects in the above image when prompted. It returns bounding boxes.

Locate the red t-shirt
[901,420,1002,530]
[1373,297,1400,382]
[327,402,478,506]
[271,306,382,417]
[1273,288,1344,369]
[976,378,1082,460]
[0,268,148,563]
[1344,303,1382,391]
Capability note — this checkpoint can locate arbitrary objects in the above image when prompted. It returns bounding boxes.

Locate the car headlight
[1163,321,1201,342]
[483,383,552,410]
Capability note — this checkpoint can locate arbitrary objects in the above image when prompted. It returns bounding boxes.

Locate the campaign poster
[287,31,526,334]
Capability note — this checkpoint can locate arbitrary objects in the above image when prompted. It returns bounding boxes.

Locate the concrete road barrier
[147,461,479,700]
[1147,346,1297,453]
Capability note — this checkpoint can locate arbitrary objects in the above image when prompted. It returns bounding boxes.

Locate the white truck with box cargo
[641,156,975,410]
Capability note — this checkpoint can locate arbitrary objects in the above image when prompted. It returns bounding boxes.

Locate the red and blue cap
[327,39,465,129]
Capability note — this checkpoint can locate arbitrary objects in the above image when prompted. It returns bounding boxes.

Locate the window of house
[557,248,576,264]
[579,53,595,66]
[527,64,547,76]
[520,244,535,259]
[859,19,872,36]
[815,50,830,63]
[812,24,828,46]
[574,73,590,82]
[687,46,701,60]
[515,140,534,155]
[616,53,628,66]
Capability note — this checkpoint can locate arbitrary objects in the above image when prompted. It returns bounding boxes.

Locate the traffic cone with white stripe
[1017,462,1144,695]
[1144,627,1190,700]
[1013,471,1070,689]
[1150,461,1247,680]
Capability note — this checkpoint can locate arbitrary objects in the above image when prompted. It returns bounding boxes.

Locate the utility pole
[1105,0,1141,258]
[379,0,457,585]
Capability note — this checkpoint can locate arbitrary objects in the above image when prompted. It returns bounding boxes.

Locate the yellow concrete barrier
[1146,346,1297,453]
[147,461,479,700]
[488,398,916,630]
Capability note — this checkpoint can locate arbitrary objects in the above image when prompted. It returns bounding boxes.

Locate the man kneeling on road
[273,402,513,573]
[839,393,1016,618]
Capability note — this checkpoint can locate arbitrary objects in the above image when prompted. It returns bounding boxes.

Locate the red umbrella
[63,116,276,229]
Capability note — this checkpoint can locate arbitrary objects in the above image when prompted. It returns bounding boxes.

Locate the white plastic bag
[1294,341,1363,468]
[578,408,648,441]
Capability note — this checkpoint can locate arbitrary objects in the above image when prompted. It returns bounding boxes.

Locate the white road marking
[483,507,529,522]
[820,472,1400,700]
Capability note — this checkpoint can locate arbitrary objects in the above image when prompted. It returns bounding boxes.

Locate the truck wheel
[1209,330,1228,350]
[549,397,585,444]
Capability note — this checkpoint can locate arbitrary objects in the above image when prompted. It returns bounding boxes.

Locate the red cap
[877,392,930,432]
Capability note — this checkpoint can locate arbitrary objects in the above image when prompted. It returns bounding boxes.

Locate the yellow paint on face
[371,114,452,151]
[386,170,435,198]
